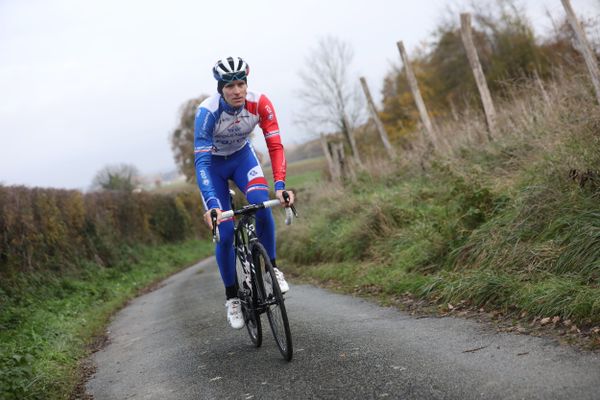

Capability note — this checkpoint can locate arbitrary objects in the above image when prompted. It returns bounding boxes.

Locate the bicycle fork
[236,243,253,293]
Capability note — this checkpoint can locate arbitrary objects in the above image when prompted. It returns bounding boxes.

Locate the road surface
[86,258,600,399]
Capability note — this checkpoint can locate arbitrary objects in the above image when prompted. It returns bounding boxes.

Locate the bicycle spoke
[228,201,294,361]
[252,242,293,361]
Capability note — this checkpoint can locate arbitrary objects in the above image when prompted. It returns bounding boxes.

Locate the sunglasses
[221,71,247,83]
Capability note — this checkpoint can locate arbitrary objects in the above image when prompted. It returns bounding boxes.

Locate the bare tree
[91,163,140,192]
[297,36,365,163]
[170,94,209,182]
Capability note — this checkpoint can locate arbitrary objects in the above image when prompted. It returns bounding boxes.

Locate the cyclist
[194,56,295,329]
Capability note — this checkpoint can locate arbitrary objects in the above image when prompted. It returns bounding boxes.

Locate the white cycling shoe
[273,267,289,294]
[225,298,245,329]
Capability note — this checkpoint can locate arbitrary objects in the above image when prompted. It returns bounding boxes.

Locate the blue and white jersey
[193,90,286,210]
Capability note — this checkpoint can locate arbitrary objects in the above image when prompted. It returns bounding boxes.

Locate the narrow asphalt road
[86,258,600,400]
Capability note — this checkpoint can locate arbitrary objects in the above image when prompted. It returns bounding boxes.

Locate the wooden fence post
[320,133,340,182]
[460,13,497,141]
[342,113,363,167]
[359,77,396,159]
[334,142,356,181]
[396,41,435,149]
[561,0,600,105]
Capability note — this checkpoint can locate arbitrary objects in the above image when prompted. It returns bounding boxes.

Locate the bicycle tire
[252,242,293,361]
[235,256,262,347]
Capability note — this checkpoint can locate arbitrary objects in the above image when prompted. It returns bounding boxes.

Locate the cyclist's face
[222,80,247,107]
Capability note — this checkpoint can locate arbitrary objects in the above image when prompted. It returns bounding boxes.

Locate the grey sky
[1,0,598,190]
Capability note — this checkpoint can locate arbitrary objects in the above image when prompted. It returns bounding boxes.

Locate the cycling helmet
[212,56,250,83]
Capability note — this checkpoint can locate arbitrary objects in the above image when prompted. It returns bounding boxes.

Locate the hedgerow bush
[0,187,209,400]
[0,187,206,280]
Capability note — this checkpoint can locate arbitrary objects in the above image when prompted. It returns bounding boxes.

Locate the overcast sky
[1,0,598,190]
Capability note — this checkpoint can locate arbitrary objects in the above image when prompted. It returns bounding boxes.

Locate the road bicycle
[211,191,297,361]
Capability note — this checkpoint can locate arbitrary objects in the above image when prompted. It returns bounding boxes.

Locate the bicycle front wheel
[252,243,293,361]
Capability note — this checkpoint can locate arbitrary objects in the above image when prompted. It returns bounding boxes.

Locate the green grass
[282,162,600,325]
[264,157,326,190]
[278,76,600,332]
[0,239,213,400]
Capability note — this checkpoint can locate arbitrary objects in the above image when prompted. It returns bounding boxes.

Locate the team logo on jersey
[199,170,210,186]
[247,166,264,181]
[201,114,210,131]
[265,105,274,120]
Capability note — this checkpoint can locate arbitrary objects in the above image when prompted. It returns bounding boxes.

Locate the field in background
[264,156,326,191]
[156,156,327,196]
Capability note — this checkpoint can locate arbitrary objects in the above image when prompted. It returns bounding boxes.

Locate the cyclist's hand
[203,209,222,229]
[276,190,294,207]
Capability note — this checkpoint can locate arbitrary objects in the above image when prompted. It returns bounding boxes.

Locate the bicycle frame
[234,213,265,313]
[215,195,296,360]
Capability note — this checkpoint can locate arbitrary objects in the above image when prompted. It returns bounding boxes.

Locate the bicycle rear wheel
[252,243,293,361]
[235,256,262,347]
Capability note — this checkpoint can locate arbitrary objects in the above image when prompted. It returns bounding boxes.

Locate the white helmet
[212,56,250,82]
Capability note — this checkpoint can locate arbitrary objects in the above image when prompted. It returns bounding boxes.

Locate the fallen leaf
[552,316,561,324]
[540,317,551,326]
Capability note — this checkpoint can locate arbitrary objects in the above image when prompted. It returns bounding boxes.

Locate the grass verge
[0,238,213,400]
[278,75,600,349]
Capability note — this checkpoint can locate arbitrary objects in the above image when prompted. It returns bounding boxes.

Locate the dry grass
[279,71,600,339]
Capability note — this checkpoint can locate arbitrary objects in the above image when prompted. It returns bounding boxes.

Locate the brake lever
[211,209,220,243]
[282,191,298,225]
[282,191,298,217]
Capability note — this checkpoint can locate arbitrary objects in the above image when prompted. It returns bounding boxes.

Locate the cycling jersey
[194,91,287,210]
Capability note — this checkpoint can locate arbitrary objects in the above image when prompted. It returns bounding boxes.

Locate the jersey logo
[199,169,210,186]
[264,105,274,120]
[247,166,264,181]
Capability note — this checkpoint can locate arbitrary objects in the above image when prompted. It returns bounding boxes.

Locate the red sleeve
[258,94,286,187]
